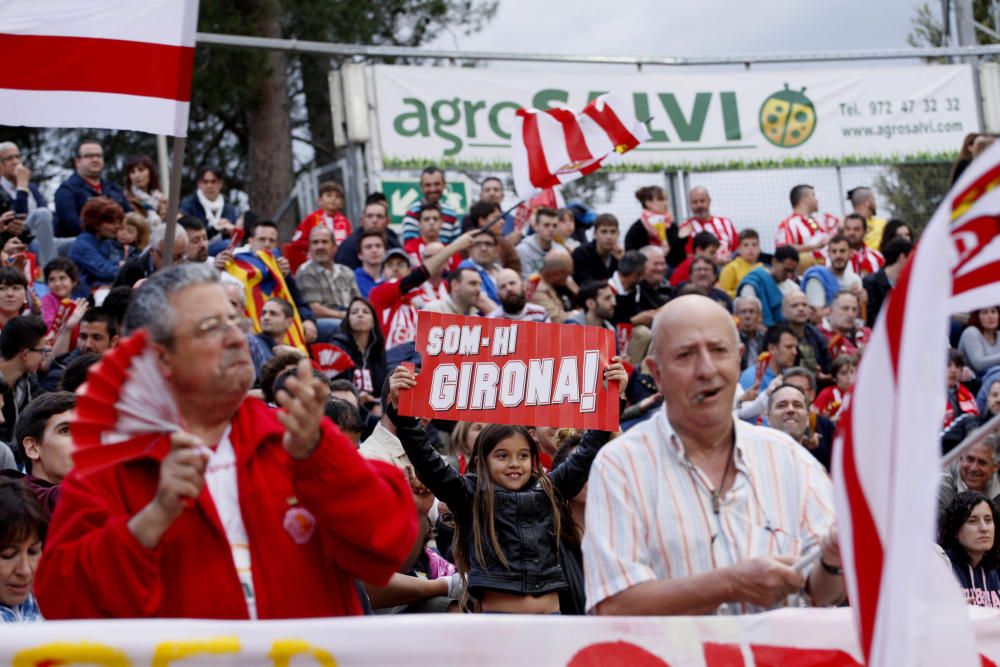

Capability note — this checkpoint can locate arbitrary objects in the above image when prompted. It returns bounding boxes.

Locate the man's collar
[658,409,748,470]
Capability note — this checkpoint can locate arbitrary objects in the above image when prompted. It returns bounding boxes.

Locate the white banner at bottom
[1,608,999,666]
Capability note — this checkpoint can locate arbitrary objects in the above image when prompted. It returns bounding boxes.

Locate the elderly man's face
[831,295,859,332]
[690,261,716,289]
[768,386,809,441]
[960,443,998,493]
[783,293,811,325]
[158,283,254,403]
[735,301,761,332]
[649,298,742,431]
[643,250,667,284]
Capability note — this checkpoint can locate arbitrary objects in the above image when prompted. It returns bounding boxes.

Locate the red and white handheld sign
[399,312,619,430]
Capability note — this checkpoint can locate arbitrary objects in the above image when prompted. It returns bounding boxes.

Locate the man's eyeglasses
[79,153,104,160]
[177,314,253,341]
[1,153,21,163]
[473,240,497,248]
[30,346,52,355]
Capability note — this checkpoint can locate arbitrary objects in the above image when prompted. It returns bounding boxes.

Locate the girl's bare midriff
[480,590,559,614]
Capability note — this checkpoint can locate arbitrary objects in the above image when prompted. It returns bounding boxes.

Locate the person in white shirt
[583,295,845,615]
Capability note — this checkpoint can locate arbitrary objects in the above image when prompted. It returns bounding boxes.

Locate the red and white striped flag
[511,95,649,199]
[0,0,199,137]
[833,145,1000,666]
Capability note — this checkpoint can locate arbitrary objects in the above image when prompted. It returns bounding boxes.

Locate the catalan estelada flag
[224,250,307,352]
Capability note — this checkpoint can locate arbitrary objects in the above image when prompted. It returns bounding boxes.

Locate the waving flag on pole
[0,0,199,136]
[512,95,649,199]
[832,146,1000,667]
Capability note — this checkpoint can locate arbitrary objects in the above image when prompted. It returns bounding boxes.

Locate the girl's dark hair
[0,477,47,550]
[939,491,1000,569]
[451,424,562,609]
[340,297,385,358]
[0,266,28,289]
[43,257,80,284]
[969,307,1000,333]
[124,154,160,192]
[552,430,585,545]
[879,219,913,255]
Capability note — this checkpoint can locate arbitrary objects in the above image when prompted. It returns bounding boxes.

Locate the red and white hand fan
[72,329,183,472]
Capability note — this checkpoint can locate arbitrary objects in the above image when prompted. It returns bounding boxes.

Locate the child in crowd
[40,258,80,328]
[719,229,763,298]
[386,359,627,614]
[814,354,857,422]
[0,477,47,622]
[108,212,150,264]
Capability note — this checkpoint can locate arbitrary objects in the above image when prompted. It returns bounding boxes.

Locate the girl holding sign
[387,359,627,614]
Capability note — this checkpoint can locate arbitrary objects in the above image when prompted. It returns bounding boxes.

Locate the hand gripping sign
[399,312,619,431]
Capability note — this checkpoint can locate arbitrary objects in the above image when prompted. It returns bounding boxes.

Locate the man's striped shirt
[582,408,834,614]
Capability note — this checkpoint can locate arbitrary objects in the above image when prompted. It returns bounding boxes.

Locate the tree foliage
[2,0,497,220]
[875,162,952,232]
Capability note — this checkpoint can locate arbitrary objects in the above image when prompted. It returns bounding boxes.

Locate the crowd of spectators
[0,134,997,624]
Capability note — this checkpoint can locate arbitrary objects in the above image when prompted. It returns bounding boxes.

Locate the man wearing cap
[369,232,477,357]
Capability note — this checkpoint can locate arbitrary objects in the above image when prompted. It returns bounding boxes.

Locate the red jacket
[36,398,417,619]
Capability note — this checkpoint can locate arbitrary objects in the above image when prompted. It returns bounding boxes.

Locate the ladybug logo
[759,84,817,148]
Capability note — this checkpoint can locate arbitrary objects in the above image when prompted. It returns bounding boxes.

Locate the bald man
[528,248,578,324]
[582,295,844,615]
[486,268,549,322]
[684,186,739,262]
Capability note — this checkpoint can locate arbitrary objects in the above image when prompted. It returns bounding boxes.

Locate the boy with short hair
[719,229,764,298]
[288,181,353,270]
[11,391,76,517]
[572,213,622,286]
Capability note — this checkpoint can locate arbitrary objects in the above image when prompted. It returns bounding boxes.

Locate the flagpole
[939,411,1000,470]
[480,200,524,235]
[161,136,187,268]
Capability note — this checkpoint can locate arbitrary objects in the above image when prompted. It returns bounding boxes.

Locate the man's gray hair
[782,366,817,392]
[149,223,187,250]
[125,263,220,342]
[0,141,17,154]
[734,295,762,312]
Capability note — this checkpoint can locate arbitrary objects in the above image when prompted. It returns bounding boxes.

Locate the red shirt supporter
[684,216,738,261]
[371,232,477,349]
[36,399,414,619]
[292,208,352,246]
[685,188,738,262]
[850,246,885,275]
[777,213,827,262]
[34,264,416,619]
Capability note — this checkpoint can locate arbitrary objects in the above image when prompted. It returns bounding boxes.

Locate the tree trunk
[246,0,295,237]
[301,55,337,168]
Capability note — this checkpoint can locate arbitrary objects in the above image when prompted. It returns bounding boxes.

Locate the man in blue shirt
[53,139,131,238]
[739,323,799,392]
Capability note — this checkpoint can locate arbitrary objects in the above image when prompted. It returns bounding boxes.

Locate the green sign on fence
[380,179,469,225]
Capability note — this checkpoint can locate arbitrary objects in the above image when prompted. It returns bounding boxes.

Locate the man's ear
[22,436,42,463]
[150,341,174,380]
[109,335,120,349]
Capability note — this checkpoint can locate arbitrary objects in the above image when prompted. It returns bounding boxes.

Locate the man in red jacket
[35,264,418,619]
